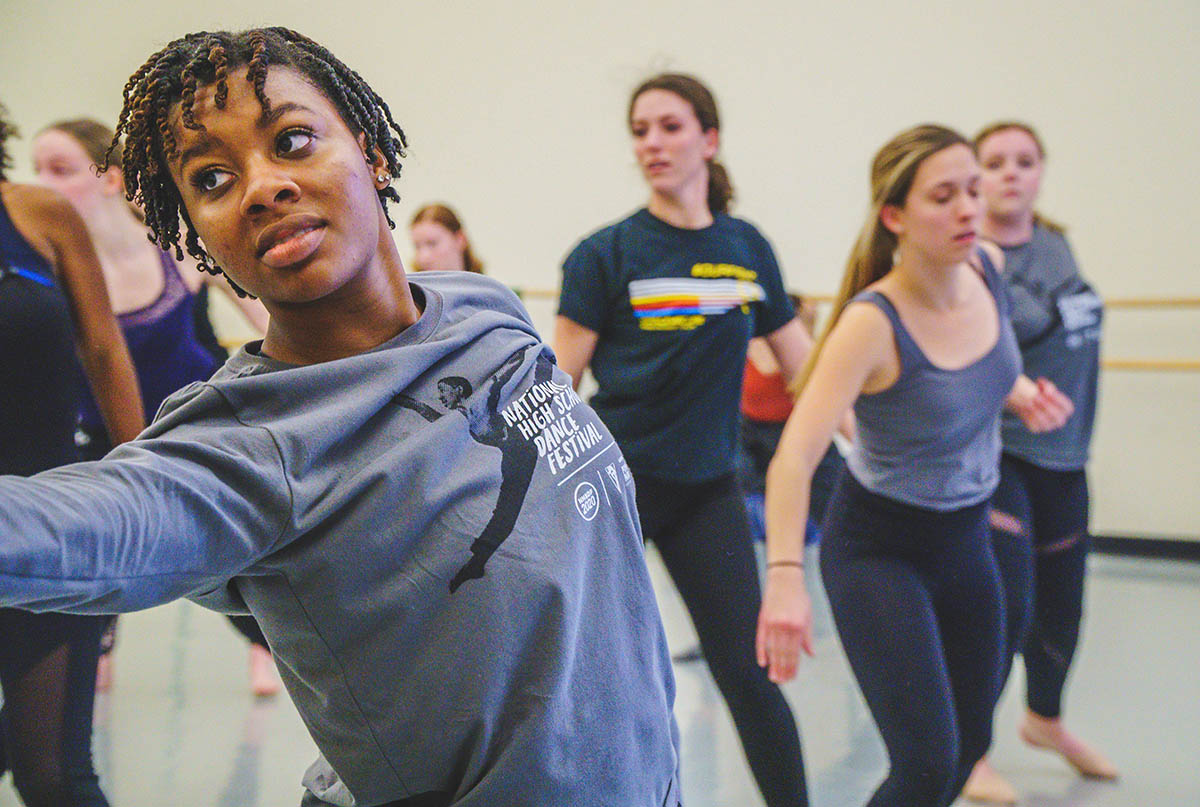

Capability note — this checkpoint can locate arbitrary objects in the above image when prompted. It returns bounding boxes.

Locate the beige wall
[2,0,1196,536]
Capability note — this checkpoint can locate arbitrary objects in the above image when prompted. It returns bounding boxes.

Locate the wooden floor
[0,552,1195,806]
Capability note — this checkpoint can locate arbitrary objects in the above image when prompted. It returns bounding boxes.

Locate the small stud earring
[376,171,392,185]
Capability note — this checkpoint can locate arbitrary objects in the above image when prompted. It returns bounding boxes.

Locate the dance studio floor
[0,552,1195,806]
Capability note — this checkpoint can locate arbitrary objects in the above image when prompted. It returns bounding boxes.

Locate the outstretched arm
[487,344,540,411]
[392,393,442,422]
[0,387,291,614]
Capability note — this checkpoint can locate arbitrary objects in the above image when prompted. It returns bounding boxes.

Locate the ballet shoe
[962,757,1019,804]
[249,644,281,698]
[1018,712,1119,780]
[95,653,114,692]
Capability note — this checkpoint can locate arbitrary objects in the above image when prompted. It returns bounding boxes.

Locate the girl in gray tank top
[845,248,1020,511]
[960,122,1117,804]
[756,125,1073,807]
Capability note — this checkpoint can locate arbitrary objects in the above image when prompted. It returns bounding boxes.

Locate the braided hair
[111,28,408,295]
[0,102,16,182]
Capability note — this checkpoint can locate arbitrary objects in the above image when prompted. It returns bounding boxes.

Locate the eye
[663,121,681,132]
[191,167,233,193]
[277,128,315,155]
[1017,156,1035,168]
[631,125,648,138]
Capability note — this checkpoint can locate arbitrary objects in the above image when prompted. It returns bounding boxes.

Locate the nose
[959,191,981,220]
[239,157,300,217]
[638,125,663,151]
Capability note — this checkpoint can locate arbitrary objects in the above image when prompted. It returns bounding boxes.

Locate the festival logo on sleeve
[1057,289,1103,349]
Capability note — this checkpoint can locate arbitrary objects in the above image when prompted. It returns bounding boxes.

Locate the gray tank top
[845,254,1021,511]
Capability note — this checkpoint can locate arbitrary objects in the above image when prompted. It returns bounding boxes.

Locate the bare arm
[1005,374,1074,432]
[762,317,814,385]
[553,316,599,391]
[391,394,442,422]
[756,303,892,683]
[24,188,144,444]
[763,316,856,441]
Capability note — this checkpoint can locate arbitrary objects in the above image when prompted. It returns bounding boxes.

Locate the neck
[259,244,422,366]
[891,247,974,311]
[84,198,159,261]
[647,180,713,229]
[981,209,1034,247]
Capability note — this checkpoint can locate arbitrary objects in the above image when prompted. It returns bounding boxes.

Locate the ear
[879,203,904,236]
[702,128,719,161]
[100,166,125,197]
[453,231,468,251]
[358,133,389,181]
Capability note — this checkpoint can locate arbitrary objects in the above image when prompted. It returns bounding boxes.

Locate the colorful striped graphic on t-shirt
[629,278,766,319]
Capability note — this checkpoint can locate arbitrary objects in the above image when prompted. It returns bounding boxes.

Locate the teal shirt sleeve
[559,235,614,333]
[745,223,794,337]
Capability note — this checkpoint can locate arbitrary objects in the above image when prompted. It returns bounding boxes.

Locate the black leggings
[989,453,1089,718]
[634,472,806,807]
[820,473,1003,807]
[0,609,110,807]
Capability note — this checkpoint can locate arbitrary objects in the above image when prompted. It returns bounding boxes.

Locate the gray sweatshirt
[999,225,1102,470]
[0,272,681,807]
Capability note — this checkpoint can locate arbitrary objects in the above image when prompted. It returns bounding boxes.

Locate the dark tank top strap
[159,247,189,295]
[0,191,56,286]
[850,289,926,373]
[974,246,1010,317]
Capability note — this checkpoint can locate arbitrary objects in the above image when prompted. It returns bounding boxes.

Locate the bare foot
[1019,711,1119,780]
[962,756,1019,804]
[249,643,281,697]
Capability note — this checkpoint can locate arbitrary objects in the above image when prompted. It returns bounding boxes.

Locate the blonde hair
[973,120,1065,235]
[409,203,484,274]
[792,124,970,393]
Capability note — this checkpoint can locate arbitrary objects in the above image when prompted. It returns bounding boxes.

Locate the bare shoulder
[818,299,900,393]
[5,182,86,238]
[830,299,893,353]
[976,239,1005,272]
[0,182,81,263]
[3,182,72,220]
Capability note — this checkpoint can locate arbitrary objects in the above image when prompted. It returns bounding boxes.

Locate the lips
[954,230,976,244]
[255,214,327,268]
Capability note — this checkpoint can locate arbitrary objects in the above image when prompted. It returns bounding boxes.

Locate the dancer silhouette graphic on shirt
[394,345,552,592]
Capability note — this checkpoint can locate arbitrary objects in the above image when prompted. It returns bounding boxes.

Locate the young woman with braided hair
[0,29,680,807]
[0,102,143,807]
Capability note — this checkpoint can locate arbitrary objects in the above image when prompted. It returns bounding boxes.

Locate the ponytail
[792,124,971,394]
[706,159,733,215]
